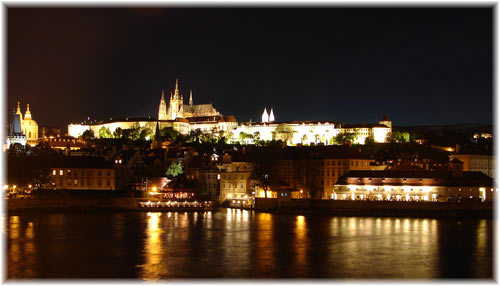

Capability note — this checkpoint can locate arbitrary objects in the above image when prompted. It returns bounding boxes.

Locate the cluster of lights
[139,200,211,208]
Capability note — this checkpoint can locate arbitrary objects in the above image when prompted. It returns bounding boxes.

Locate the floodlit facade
[218,154,254,203]
[68,79,236,138]
[231,111,392,145]
[6,102,38,147]
[333,169,494,202]
[46,156,116,190]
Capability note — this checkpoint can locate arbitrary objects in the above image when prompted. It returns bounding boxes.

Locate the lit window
[60,170,63,176]
[52,170,56,176]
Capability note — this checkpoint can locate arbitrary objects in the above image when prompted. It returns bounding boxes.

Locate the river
[5,209,493,279]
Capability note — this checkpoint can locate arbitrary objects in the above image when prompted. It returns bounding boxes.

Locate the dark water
[5,209,493,279]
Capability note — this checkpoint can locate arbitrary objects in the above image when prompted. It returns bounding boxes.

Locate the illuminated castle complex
[68,79,236,138]
[68,79,391,145]
[231,108,392,145]
[159,79,220,120]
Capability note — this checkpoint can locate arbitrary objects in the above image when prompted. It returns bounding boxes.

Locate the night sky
[7,7,493,131]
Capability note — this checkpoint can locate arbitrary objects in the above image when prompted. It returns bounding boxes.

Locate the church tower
[262,108,269,123]
[15,102,22,129]
[168,79,184,120]
[379,115,392,128]
[269,108,275,122]
[189,90,193,106]
[22,104,38,144]
[158,90,168,120]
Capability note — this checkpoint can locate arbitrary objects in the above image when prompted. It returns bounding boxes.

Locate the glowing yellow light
[28,184,32,188]
[13,185,16,189]
[152,186,157,192]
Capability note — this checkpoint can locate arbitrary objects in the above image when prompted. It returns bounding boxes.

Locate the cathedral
[7,102,38,147]
[68,79,237,138]
[158,79,220,120]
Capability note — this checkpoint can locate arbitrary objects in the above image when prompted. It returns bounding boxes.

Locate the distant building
[46,156,116,190]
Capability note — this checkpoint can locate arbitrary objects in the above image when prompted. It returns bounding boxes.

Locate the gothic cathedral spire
[158,89,168,120]
[189,90,193,106]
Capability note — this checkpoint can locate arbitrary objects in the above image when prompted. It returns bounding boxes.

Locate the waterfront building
[218,153,254,203]
[333,160,494,202]
[276,146,380,199]
[68,79,237,138]
[46,156,116,190]
[185,154,221,199]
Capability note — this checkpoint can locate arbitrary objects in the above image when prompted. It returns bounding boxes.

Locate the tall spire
[16,102,21,115]
[24,104,32,119]
[269,108,275,122]
[262,107,269,123]
[189,90,193,106]
[174,78,180,99]
[158,90,168,120]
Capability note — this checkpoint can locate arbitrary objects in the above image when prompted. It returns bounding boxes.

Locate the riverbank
[6,196,494,218]
[253,198,494,218]
[6,197,213,212]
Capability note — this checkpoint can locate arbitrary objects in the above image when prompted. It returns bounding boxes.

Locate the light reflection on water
[6,210,493,279]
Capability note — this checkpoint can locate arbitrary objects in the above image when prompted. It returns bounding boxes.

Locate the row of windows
[52,169,112,177]
[222,183,245,189]
[221,174,246,180]
[52,177,111,187]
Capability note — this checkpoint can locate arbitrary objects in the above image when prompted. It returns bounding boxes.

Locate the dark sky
[7,7,493,131]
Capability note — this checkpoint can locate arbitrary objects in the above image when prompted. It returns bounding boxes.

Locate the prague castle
[68,78,391,145]
[159,79,220,120]
[231,108,391,145]
[68,79,236,138]
[6,102,39,147]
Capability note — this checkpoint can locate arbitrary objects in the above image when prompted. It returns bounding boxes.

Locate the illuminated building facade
[231,112,392,146]
[276,147,382,199]
[46,156,116,190]
[333,168,494,202]
[6,102,38,147]
[68,79,236,138]
[218,153,254,203]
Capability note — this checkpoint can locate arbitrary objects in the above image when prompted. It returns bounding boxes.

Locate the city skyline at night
[7,7,493,130]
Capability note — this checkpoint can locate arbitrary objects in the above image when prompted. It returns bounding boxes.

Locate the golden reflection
[294,215,307,275]
[25,222,34,239]
[255,212,275,273]
[9,216,20,239]
[139,212,165,279]
[476,219,487,251]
